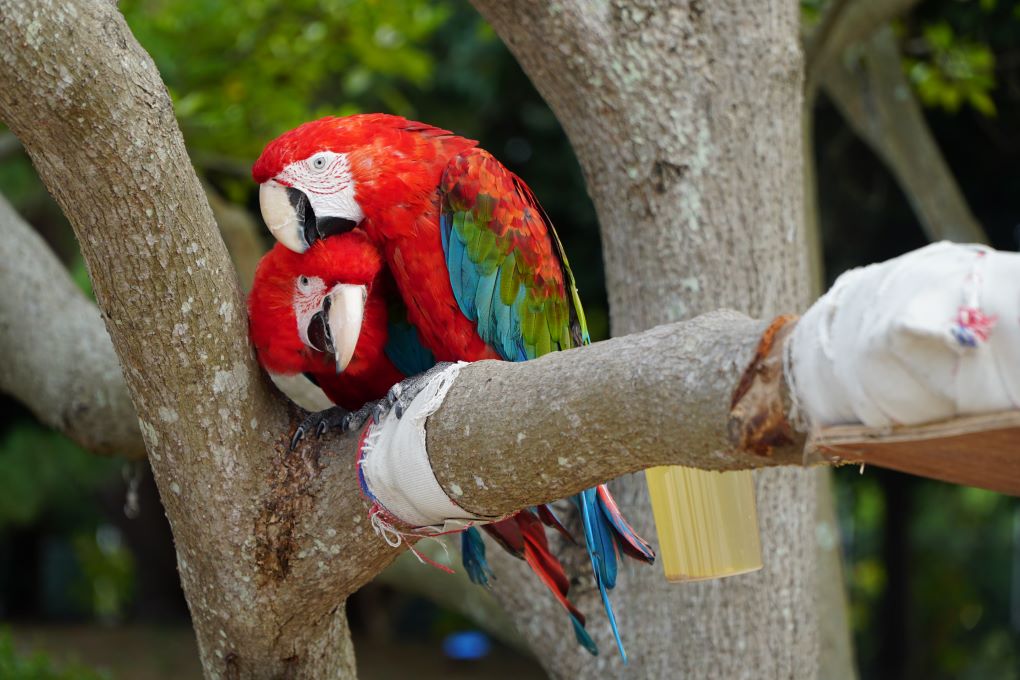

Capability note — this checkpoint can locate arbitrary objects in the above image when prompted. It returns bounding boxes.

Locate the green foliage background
[0,629,108,680]
[2,0,1019,678]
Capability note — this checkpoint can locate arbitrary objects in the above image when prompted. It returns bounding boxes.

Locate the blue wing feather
[446,222,474,319]
[384,319,436,377]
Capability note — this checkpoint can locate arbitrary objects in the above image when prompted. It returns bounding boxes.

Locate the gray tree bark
[469,0,821,677]
[804,0,920,93]
[0,193,144,458]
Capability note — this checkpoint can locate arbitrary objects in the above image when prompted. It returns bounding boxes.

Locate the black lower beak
[285,187,359,247]
[306,305,335,355]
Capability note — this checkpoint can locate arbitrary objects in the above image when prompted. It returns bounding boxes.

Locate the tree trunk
[0,2,364,676]
[470,1,820,676]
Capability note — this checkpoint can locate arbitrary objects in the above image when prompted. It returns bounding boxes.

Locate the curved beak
[259,180,360,253]
[259,180,309,253]
[325,284,366,373]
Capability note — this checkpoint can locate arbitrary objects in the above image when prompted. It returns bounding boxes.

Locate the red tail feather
[597,484,656,563]
[517,511,570,597]
[482,517,525,555]
[536,504,577,544]
[484,511,586,625]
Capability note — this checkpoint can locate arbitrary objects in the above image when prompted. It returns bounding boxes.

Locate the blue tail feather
[596,484,655,562]
[461,526,493,587]
[576,487,628,663]
[569,613,599,656]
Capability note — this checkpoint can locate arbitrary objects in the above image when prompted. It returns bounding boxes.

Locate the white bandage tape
[787,242,1020,428]
[359,362,493,535]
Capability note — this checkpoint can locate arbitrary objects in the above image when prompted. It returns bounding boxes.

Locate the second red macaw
[248,232,598,653]
[252,114,654,659]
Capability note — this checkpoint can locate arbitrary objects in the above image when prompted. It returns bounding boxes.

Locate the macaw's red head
[248,231,386,377]
[252,113,472,253]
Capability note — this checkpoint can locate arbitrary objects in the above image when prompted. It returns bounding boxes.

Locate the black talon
[290,406,351,449]
[289,426,307,451]
[288,364,456,448]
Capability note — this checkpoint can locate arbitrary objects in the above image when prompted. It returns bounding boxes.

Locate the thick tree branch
[317,311,810,597]
[468,2,819,676]
[822,26,989,244]
[0,127,264,291]
[0,178,267,462]
[0,193,144,458]
[429,312,802,517]
[801,0,924,290]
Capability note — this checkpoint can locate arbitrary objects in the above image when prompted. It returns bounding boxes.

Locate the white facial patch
[293,275,327,348]
[278,151,364,225]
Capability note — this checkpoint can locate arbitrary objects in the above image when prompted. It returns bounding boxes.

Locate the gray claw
[291,406,350,450]
[317,363,455,438]
[378,362,454,423]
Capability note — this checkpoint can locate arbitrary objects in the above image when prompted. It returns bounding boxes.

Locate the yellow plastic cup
[645,466,763,582]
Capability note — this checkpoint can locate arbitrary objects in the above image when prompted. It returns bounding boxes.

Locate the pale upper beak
[305,284,366,373]
[259,180,360,253]
[326,284,366,373]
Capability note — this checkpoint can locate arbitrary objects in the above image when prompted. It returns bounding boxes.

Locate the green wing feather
[439,148,589,361]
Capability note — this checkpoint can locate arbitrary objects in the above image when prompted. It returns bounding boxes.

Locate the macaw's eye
[298,275,311,291]
[311,155,327,170]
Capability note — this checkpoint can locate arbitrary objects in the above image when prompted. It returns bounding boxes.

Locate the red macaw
[246,231,598,653]
[252,114,654,659]
[247,232,405,417]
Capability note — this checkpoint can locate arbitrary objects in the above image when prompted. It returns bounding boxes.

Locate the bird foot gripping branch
[355,362,501,544]
[289,364,456,450]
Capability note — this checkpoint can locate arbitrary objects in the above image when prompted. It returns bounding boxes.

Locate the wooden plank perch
[808,411,1020,495]
[786,243,1020,496]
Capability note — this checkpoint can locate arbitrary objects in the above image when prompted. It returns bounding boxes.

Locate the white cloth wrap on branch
[787,242,1020,428]
[359,361,495,534]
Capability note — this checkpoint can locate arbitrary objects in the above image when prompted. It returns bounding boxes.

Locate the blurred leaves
[837,471,1020,679]
[800,0,825,27]
[904,21,998,116]
[0,424,118,530]
[122,0,451,161]
[70,528,135,624]
[0,630,108,680]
